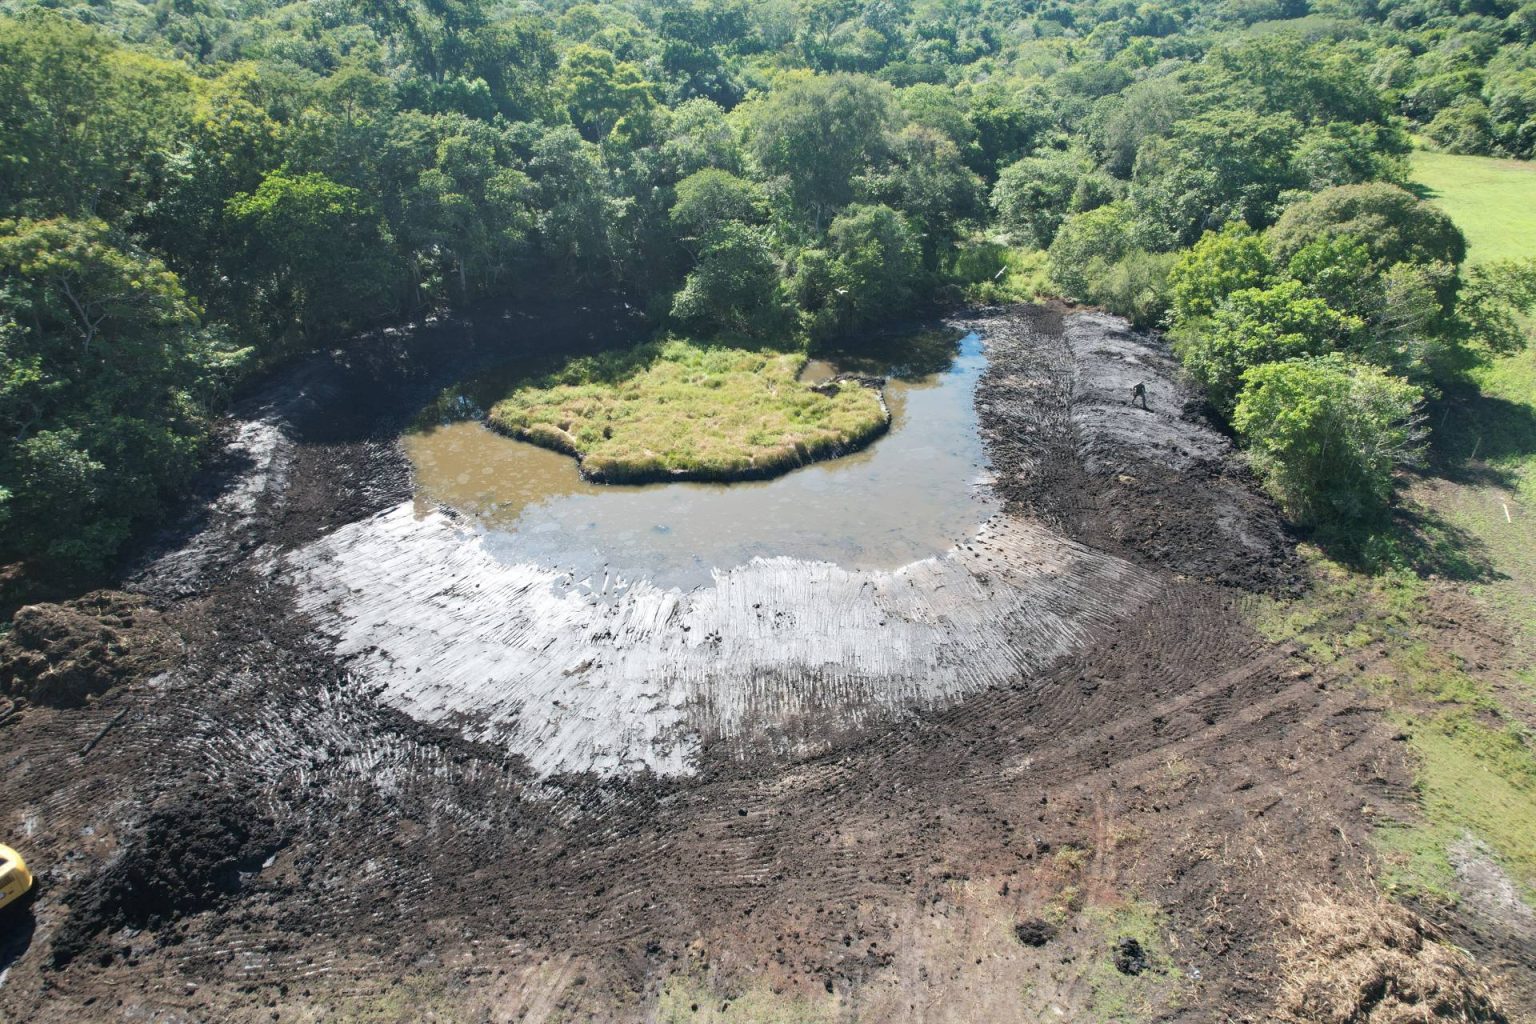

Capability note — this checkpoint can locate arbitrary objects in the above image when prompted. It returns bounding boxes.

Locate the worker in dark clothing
[1131,381,1148,410]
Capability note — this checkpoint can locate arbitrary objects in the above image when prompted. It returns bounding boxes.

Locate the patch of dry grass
[485,339,889,483]
[1278,895,1507,1023]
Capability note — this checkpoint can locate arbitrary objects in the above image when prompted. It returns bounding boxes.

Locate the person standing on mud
[1131,381,1148,410]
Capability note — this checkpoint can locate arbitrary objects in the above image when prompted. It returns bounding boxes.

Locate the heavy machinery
[0,845,32,911]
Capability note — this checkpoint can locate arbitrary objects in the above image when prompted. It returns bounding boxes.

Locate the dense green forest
[2,0,1535,577]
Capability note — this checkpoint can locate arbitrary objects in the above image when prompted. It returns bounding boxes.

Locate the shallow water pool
[404,332,997,588]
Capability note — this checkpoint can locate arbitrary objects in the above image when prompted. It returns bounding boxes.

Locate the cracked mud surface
[0,302,1518,1022]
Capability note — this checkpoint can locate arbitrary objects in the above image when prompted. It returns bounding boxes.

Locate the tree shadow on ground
[1311,383,1536,581]
[1309,497,1504,584]
[1427,386,1536,489]
[812,325,965,381]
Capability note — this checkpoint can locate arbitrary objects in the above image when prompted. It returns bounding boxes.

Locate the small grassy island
[484,339,889,483]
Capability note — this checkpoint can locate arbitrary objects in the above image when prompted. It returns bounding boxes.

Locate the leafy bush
[1076,250,1177,327]
[990,149,1111,249]
[1048,204,1132,298]
[791,204,925,340]
[669,223,783,335]
[1175,279,1364,413]
[1267,183,1465,309]
[1425,100,1495,156]
[1167,223,1274,323]
[1233,355,1426,525]
[950,242,1051,305]
[1454,258,1536,358]
[0,217,241,572]
[669,169,766,241]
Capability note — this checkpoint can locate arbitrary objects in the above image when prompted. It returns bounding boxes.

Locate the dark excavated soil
[968,304,1299,593]
[0,302,1517,1022]
[48,788,281,968]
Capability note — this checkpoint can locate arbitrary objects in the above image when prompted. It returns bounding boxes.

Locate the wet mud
[0,302,1520,1022]
[48,788,281,968]
[970,305,1298,591]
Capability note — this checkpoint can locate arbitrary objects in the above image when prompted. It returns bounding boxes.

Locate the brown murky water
[404,332,996,587]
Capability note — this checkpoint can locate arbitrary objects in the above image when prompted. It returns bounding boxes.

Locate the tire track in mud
[283,504,1159,777]
[261,304,1192,780]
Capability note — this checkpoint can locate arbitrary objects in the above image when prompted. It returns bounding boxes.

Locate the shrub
[1167,223,1274,323]
[1266,183,1465,309]
[1233,355,1426,525]
[669,169,766,241]
[1175,279,1363,413]
[668,223,783,335]
[1454,258,1536,358]
[1076,249,1177,327]
[1047,201,1135,298]
[1425,99,1495,156]
[990,150,1104,249]
[949,241,1050,305]
[791,204,925,340]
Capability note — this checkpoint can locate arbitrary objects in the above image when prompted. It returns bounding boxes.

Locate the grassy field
[484,339,889,483]
[1410,150,1536,264]
[1251,545,1536,906]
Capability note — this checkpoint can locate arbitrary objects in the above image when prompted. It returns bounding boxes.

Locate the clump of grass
[1078,900,1183,1023]
[1377,711,1536,905]
[484,338,889,483]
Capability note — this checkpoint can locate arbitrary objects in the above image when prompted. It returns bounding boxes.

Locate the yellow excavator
[0,845,33,912]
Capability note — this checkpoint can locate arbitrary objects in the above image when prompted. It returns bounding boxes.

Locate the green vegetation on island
[483,340,888,483]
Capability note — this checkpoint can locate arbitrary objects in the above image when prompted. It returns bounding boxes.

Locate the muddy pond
[405,331,997,588]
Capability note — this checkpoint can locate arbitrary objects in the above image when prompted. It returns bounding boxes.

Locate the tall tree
[745,73,898,230]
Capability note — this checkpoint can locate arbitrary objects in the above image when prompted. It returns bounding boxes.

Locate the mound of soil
[0,591,179,708]
[968,304,1299,593]
[1114,936,1148,976]
[50,789,281,967]
[1279,896,1509,1023]
[1014,919,1058,947]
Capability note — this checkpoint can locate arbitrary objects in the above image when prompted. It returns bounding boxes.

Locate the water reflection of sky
[405,332,997,588]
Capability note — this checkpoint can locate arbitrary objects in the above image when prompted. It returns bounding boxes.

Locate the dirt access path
[0,303,1512,1021]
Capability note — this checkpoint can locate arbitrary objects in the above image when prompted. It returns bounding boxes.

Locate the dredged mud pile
[48,788,281,969]
[0,592,179,708]
[0,302,1472,1022]
[970,305,1296,591]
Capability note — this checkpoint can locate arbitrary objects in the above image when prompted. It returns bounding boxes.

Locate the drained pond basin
[403,331,997,588]
[284,314,1167,776]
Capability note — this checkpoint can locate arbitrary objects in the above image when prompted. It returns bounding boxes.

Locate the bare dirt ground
[0,303,1523,1022]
